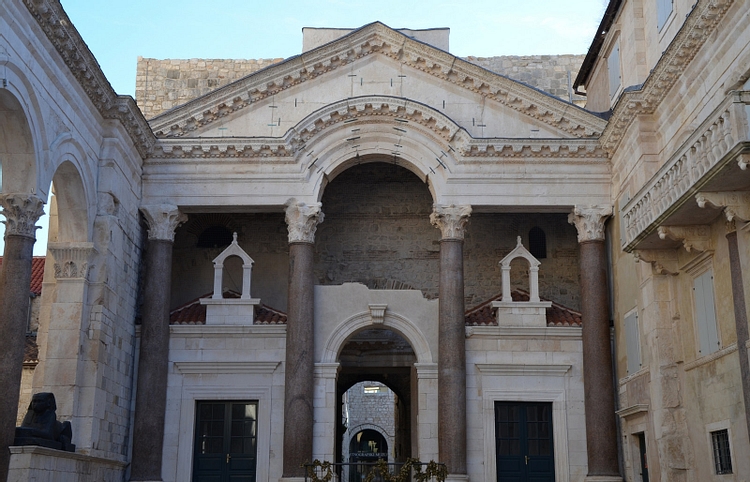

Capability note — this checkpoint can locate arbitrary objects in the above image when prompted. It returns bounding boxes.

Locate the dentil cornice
[600,0,735,154]
[23,0,155,158]
[149,23,606,140]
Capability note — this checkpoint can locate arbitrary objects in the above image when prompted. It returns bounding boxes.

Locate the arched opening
[221,254,245,296]
[336,327,416,471]
[0,89,37,195]
[315,161,439,298]
[529,227,547,259]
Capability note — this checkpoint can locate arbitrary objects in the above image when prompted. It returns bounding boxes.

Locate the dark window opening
[529,227,547,259]
[711,429,732,475]
[197,226,233,248]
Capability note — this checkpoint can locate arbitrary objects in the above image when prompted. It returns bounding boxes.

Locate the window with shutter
[624,310,642,374]
[693,269,720,356]
[657,0,673,31]
[608,40,621,99]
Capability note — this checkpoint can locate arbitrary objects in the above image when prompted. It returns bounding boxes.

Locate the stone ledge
[466,325,582,339]
[684,343,738,371]
[8,445,126,482]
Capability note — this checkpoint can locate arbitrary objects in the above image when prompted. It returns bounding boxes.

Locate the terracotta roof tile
[0,257,45,295]
[465,289,582,327]
[169,291,287,325]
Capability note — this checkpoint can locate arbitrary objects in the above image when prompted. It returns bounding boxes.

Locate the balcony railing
[304,460,447,482]
[621,91,750,250]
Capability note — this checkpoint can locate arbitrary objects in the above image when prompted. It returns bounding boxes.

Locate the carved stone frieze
[430,204,471,240]
[567,205,612,243]
[22,0,155,158]
[633,249,679,276]
[150,23,605,139]
[621,92,746,250]
[285,199,324,244]
[150,139,294,159]
[461,138,606,160]
[0,194,45,239]
[696,191,750,223]
[657,225,712,253]
[599,0,735,154]
[48,242,97,280]
[140,204,188,242]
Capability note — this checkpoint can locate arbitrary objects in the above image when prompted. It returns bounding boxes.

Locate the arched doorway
[336,327,416,469]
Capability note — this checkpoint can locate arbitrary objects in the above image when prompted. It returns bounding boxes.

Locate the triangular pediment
[148,22,606,140]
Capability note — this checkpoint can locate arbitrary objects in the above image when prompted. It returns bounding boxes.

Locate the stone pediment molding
[23,0,155,158]
[149,22,605,139]
[657,225,712,253]
[210,233,255,300]
[696,191,750,223]
[599,0,735,154]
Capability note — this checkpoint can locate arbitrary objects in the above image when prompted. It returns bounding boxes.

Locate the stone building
[0,1,747,482]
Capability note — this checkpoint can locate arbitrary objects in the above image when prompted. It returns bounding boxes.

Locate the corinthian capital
[568,205,612,243]
[430,204,472,240]
[0,193,45,239]
[140,204,187,242]
[285,199,324,244]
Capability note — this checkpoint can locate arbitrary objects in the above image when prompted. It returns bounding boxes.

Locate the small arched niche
[199,233,260,325]
[492,236,551,327]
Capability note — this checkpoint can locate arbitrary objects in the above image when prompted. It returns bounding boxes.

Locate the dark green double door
[193,401,258,482]
[495,402,555,482]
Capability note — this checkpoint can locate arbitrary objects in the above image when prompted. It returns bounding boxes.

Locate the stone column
[130,205,186,482]
[282,201,323,480]
[0,194,45,481]
[726,223,750,444]
[430,204,471,479]
[568,205,622,481]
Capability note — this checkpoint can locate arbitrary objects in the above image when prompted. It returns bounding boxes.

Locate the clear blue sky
[3,0,609,255]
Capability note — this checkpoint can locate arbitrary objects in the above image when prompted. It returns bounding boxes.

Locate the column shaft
[726,231,750,443]
[282,242,315,477]
[438,239,467,474]
[579,240,619,476]
[0,234,35,481]
[130,239,174,481]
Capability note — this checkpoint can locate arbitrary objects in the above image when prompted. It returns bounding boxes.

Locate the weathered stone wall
[136,57,284,118]
[136,54,585,119]
[342,381,396,462]
[171,162,581,312]
[463,54,586,106]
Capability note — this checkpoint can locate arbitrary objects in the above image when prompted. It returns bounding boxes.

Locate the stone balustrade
[621,91,750,250]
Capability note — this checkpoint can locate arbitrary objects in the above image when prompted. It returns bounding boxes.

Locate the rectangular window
[657,0,673,31]
[711,429,732,475]
[608,40,622,99]
[624,310,642,374]
[693,269,720,356]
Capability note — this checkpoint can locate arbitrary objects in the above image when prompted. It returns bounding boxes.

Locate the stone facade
[341,381,397,462]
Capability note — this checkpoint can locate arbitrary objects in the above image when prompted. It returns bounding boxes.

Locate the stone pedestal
[0,194,45,481]
[569,206,622,480]
[130,205,186,482]
[282,201,323,478]
[430,204,470,476]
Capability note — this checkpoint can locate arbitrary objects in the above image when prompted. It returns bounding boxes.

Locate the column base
[445,474,469,482]
[585,476,623,482]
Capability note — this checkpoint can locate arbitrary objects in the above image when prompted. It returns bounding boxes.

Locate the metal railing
[304,460,447,482]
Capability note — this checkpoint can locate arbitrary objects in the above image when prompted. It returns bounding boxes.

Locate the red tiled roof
[0,257,45,295]
[465,289,582,327]
[169,291,287,325]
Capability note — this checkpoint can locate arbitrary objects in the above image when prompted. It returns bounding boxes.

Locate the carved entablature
[150,139,294,159]
[599,0,735,154]
[285,199,324,244]
[461,138,606,161]
[633,249,679,276]
[696,191,750,224]
[0,194,45,239]
[568,205,612,243]
[140,204,188,242]
[23,0,155,158]
[430,204,471,240]
[149,23,605,139]
[621,92,748,250]
[48,243,97,280]
[657,225,712,253]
